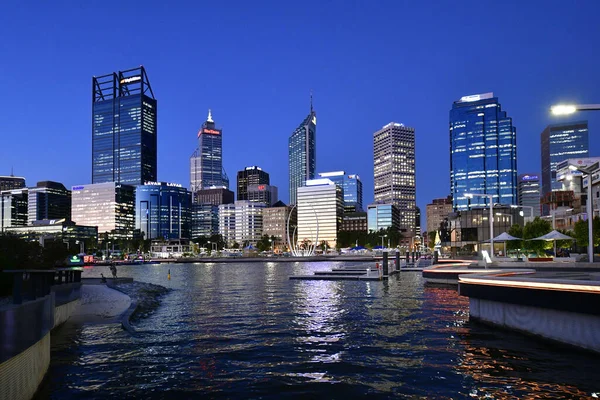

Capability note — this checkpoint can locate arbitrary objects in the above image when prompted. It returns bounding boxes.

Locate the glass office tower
[135,182,191,240]
[318,171,363,212]
[288,100,317,205]
[450,93,517,211]
[92,66,157,185]
[540,121,589,195]
[190,110,229,193]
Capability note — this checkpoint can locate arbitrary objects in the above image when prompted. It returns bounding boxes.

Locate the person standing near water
[109,263,117,279]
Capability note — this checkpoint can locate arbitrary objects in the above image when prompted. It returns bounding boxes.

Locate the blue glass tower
[135,182,191,240]
[450,93,517,211]
[318,171,363,212]
[92,66,157,185]
[288,97,316,205]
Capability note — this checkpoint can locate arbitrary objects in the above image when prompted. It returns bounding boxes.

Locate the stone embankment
[106,281,170,333]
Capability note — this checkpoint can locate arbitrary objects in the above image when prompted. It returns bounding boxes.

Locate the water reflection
[34,263,600,399]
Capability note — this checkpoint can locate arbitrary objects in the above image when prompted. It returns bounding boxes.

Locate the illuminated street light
[551,104,600,115]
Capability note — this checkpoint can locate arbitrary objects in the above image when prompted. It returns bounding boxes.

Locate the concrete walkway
[70,285,131,324]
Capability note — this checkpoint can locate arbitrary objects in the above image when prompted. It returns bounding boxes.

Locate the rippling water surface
[36,261,600,399]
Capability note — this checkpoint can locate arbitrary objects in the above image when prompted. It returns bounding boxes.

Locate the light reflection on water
[35,261,600,399]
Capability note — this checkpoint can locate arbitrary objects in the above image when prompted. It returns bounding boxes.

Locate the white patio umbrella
[528,230,574,257]
[484,232,523,256]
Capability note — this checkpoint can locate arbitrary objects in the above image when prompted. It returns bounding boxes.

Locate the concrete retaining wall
[470,298,600,353]
[0,332,50,400]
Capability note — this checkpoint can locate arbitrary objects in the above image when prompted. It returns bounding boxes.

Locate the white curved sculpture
[286,204,319,256]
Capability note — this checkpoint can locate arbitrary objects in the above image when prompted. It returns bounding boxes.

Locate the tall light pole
[552,102,600,263]
[380,234,387,249]
[465,193,495,260]
[569,162,599,263]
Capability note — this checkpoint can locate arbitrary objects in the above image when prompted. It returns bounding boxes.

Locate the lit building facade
[540,121,589,196]
[234,200,265,246]
[426,196,453,234]
[28,181,71,223]
[247,184,278,206]
[191,204,219,239]
[318,171,363,212]
[0,176,25,192]
[92,66,157,185]
[262,201,295,248]
[367,203,400,233]
[71,182,135,239]
[450,93,517,211]
[190,110,229,193]
[288,103,317,205]
[6,219,97,244]
[218,203,236,246]
[297,179,343,249]
[373,122,416,236]
[135,182,191,240]
[237,166,269,201]
[0,188,28,232]
[517,174,541,218]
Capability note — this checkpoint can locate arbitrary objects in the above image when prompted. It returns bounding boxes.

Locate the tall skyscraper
[28,181,71,223]
[540,121,589,195]
[288,97,317,205]
[92,66,157,185]
[318,171,363,212]
[450,93,517,211]
[373,122,416,235]
[517,174,541,218]
[190,110,229,193]
[237,166,270,201]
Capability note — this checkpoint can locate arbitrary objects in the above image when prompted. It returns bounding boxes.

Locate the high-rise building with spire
[288,94,317,205]
[190,109,230,194]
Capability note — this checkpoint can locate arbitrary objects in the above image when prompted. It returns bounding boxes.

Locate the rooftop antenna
[207,109,214,123]
[10,166,13,177]
[310,89,313,114]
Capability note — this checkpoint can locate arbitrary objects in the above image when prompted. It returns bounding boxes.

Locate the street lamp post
[269,238,273,254]
[380,234,387,250]
[569,163,599,263]
[465,193,495,260]
[552,103,600,263]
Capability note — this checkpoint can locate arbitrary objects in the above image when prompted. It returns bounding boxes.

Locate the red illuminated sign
[202,129,220,135]
[258,185,266,190]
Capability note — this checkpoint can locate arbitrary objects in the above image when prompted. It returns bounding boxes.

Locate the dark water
[36,261,600,399]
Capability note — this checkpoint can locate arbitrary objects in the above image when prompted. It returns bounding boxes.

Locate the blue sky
[1,1,599,229]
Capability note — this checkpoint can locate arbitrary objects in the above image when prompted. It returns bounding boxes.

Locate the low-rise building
[234,200,265,246]
[6,218,97,245]
[340,212,367,232]
[218,203,236,246]
[262,201,295,249]
[425,196,452,234]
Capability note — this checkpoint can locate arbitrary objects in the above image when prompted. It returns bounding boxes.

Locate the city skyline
[1,2,599,229]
